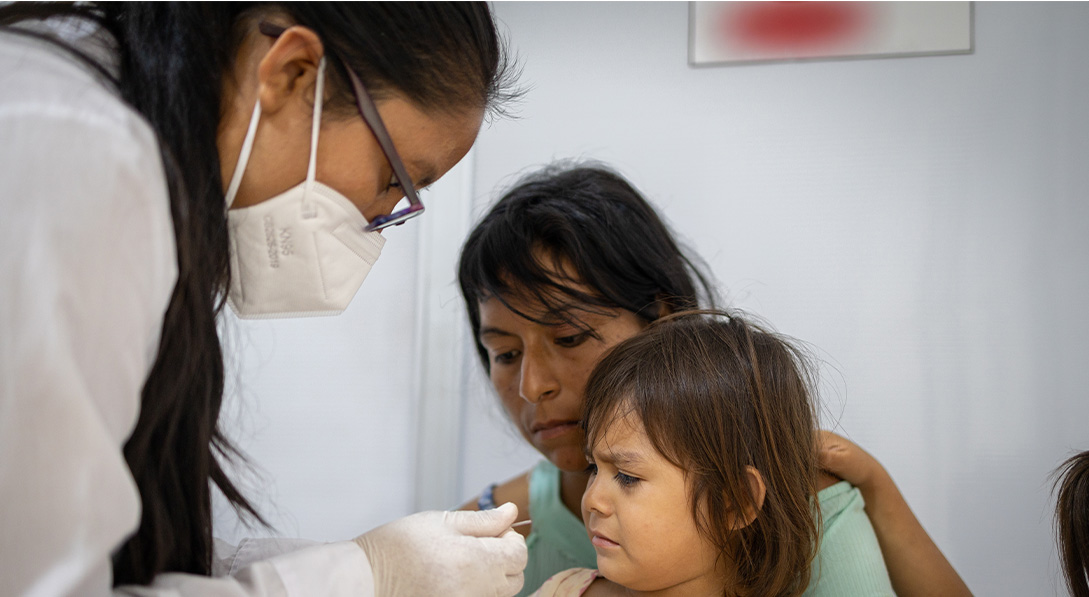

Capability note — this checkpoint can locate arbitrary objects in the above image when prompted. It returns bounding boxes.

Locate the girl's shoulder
[532,568,600,597]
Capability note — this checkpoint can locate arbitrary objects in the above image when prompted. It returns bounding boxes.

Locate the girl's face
[582,411,726,596]
[477,293,647,473]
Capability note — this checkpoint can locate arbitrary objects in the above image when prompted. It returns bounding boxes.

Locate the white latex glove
[353,502,528,597]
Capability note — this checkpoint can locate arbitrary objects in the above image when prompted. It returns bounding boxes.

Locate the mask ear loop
[301,58,327,219]
[224,98,262,208]
[223,57,326,214]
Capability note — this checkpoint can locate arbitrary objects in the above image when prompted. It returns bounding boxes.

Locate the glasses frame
[258,22,425,231]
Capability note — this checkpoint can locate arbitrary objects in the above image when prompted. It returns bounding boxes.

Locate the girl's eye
[585,462,598,476]
[555,331,592,348]
[493,350,520,365]
[615,472,639,488]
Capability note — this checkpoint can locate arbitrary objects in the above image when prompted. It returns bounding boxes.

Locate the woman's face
[219,25,484,223]
[477,293,647,473]
[228,93,483,223]
[312,97,482,223]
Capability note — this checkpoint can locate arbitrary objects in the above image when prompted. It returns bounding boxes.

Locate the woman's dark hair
[1,1,516,586]
[1053,450,1089,597]
[582,310,820,597]
[458,163,717,372]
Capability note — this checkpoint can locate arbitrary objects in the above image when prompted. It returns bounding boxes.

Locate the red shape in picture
[722,2,873,53]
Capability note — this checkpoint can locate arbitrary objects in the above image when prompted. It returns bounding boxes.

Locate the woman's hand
[818,430,887,491]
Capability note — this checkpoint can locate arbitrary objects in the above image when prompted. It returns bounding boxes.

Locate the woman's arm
[818,431,972,597]
[458,471,533,536]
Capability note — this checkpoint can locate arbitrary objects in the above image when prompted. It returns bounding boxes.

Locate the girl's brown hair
[1053,450,1089,597]
[583,310,821,597]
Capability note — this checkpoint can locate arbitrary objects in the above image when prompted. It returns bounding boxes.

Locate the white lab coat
[0,20,374,597]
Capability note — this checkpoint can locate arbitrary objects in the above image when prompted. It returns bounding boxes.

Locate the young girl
[534,310,854,597]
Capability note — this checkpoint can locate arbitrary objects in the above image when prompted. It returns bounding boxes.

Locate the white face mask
[223,58,386,319]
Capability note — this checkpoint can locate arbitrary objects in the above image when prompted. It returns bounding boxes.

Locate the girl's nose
[582,470,609,517]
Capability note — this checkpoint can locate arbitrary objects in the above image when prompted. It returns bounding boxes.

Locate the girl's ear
[729,466,767,531]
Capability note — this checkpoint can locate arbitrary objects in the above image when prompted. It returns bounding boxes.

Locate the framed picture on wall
[689,1,973,66]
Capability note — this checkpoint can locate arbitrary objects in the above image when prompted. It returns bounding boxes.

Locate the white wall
[460,3,1089,596]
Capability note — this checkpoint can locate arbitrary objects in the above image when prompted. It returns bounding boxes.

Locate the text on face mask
[262,215,295,268]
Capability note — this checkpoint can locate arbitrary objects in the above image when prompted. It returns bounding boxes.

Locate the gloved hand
[353,502,528,597]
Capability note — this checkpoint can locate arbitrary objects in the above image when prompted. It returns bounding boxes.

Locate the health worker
[0,3,526,596]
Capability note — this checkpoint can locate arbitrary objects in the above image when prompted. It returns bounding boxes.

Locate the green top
[516,460,895,597]
[517,460,598,597]
[803,478,895,596]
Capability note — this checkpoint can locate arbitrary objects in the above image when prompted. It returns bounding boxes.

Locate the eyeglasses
[258,23,425,231]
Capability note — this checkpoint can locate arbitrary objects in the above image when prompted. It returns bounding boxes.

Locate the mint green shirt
[517,460,598,597]
[803,479,896,596]
[516,460,894,597]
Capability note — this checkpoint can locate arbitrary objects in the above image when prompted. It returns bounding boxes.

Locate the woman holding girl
[458,163,971,596]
